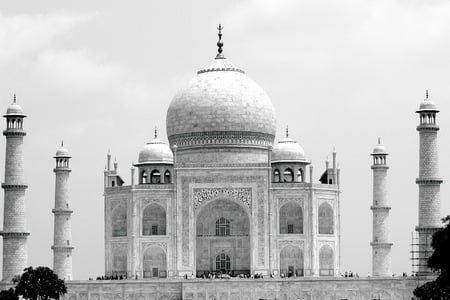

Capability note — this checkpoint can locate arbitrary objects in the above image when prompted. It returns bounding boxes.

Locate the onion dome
[55,141,71,158]
[272,128,308,163]
[166,26,276,149]
[417,90,439,112]
[136,138,173,165]
[4,94,26,117]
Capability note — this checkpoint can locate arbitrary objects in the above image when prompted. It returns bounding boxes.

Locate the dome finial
[13,94,16,103]
[425,89,429,100]
[216,24,225,59]
[61,140,64,147]
[378,137,381,145]
[154,127,158,139]
[286,125,289,138]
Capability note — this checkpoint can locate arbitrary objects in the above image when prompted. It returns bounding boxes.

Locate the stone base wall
[0,277,431,300]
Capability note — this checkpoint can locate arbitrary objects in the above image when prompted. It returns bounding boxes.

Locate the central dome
[166,58,276,149]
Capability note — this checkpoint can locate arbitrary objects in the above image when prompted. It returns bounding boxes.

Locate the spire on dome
[154,127,158,139]
[216,24,225,59]
[378,137,381,145]
[13,94,16,103]
[426,89,429,100]
[286,125,289,138]
[61,140,64,147]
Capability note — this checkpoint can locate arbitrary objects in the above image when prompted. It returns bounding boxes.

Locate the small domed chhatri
[166,25,276,149]
[4,94,26,117]
[417,90,439,112]
[372,138,387,155]
[272,127,308,163]
[136,129,173,165]
[55,141,71,158]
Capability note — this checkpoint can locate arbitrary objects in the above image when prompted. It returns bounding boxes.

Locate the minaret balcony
[417,124,439,131]
[52,208,73,214]
[1,183,28,190]
[415,178,443,185]
[3,129,26,137]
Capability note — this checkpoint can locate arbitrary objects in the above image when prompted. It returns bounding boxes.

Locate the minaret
[415,90,442,275]
[51,142,74,280]
[370,138,392,277]
[1,95,29,281]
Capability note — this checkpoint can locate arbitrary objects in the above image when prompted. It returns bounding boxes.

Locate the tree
[414,216,450,299]
[0,288,18,300]
[12,266,67,300]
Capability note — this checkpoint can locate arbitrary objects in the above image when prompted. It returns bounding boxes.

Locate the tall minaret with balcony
[52,142,74,280]
[1,95,29,281]
[416,91,442,275]
[370,139,392,277]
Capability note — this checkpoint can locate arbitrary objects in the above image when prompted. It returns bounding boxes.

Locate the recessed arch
[141,170,148,184]
[112,247,127,277]
[280,245,304,277]
[150,169,161,184]
[283,168,294,182]
[195,199,250,276]
[143,246,167,278]
[164,170,171,183]
[319,244,334,276]
[142,203,166,235]
[111,205,127,237]
[279,202,303,234]
[318,202,334,234]
[297,169,303,182]
[273,169,280,183]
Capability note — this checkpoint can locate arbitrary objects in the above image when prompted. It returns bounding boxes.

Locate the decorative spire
[13,94,16,103]
[61,140,64,147]
[285,125,289,138]
[425,89,429,100]
[378,137,381,145]
[154,127,158,139]
[216,24,225,59]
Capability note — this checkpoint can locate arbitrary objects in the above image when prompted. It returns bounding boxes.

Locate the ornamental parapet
[169,131,274,150]
[415,178,443,185]
[416,125,439,132]
[3,130,26,137]
[52,208,73,214]
[51,245,74,252]
[1,183,28,190]
[0,231,30,237]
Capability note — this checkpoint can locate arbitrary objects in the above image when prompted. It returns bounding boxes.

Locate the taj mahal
[0,27,443,299]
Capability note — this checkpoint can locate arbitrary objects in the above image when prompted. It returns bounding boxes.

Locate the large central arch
[195,199,250,276]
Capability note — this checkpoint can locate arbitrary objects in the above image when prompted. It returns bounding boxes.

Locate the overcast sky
[1,0,450,279]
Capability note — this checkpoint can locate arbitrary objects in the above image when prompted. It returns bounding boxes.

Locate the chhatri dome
[136,128,173,164]
[417,90,439,112]
[271,127,308,163]
[55,141,71,158]
[4,94,26,117]
[166,25,276,149]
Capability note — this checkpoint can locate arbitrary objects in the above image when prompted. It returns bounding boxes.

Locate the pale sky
[1,0,450,280]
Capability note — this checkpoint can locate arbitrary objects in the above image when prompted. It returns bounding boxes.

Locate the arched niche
[143,246,167,278]
[112,205,127,237]
[112,247,127,277]
[195,199,250,276]
[142,203,166,235]
[280,245,304,277]
[319,244,334,276]
[318,202,334,234]
[279,202,303,234]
